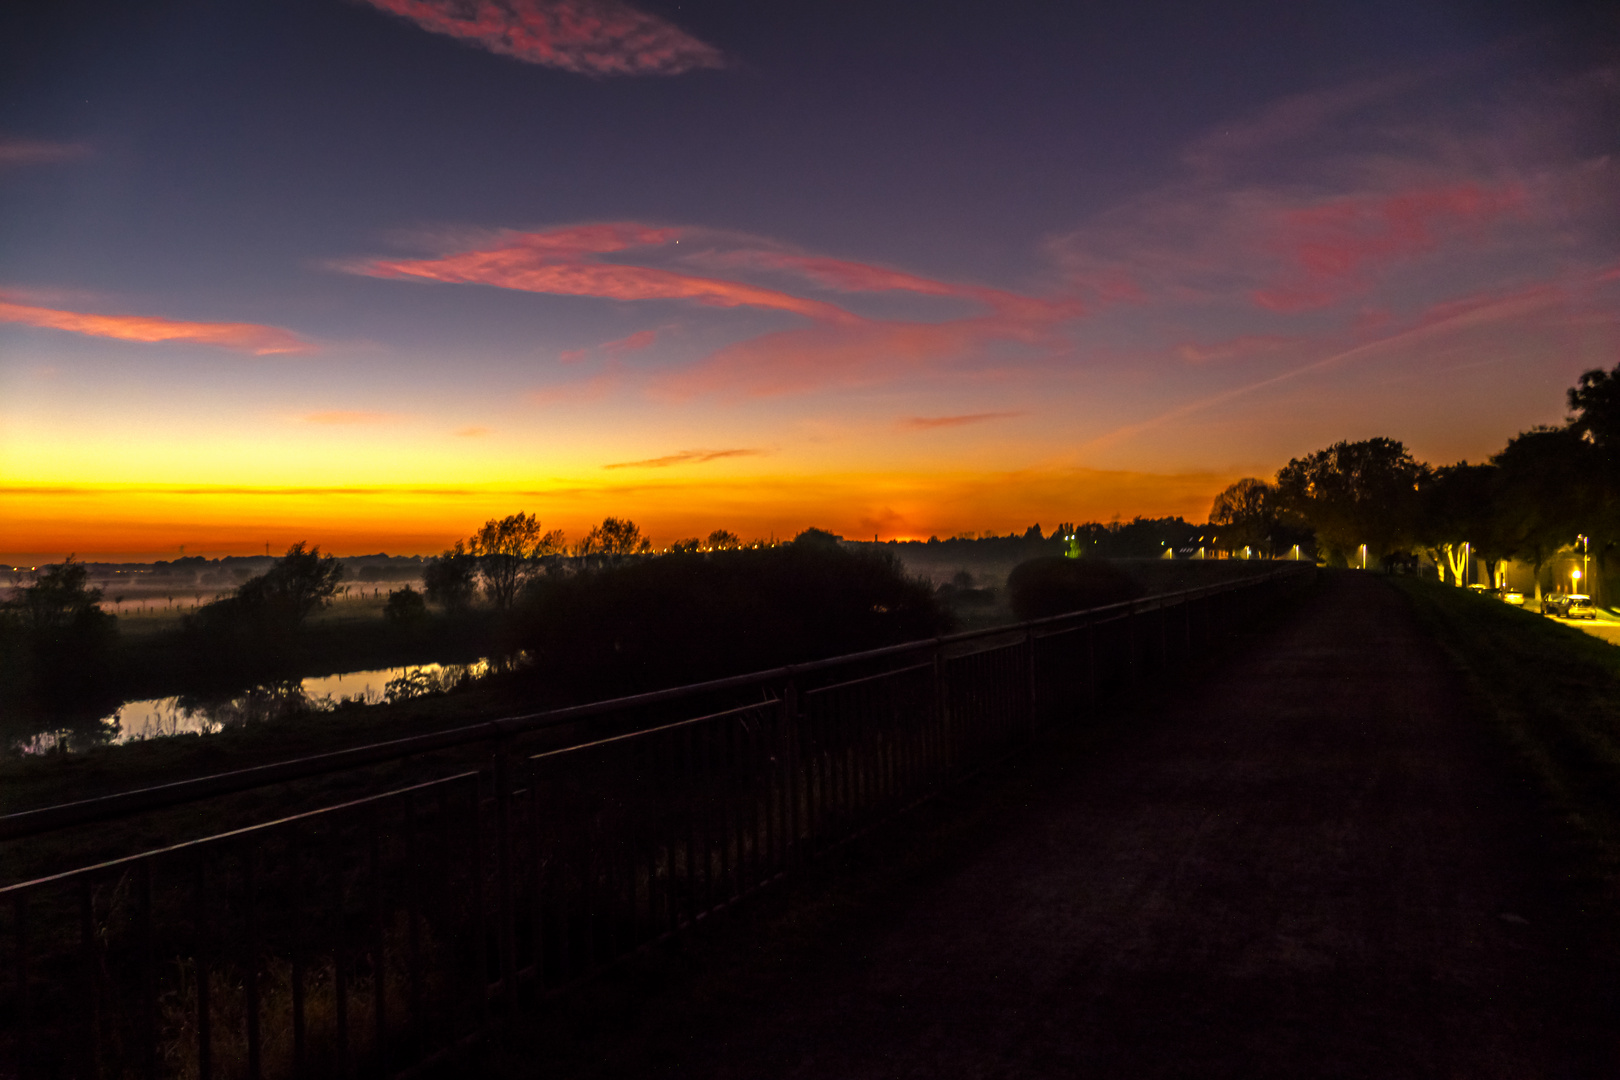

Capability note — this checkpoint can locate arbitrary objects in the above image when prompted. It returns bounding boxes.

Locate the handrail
[0,566,1307,842]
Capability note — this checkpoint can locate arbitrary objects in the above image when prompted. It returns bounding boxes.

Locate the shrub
[383,586,428,626]
[1006,556,1142,621]
[515,542,951,696]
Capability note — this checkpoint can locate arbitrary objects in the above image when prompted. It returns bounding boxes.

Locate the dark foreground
[485,572,1617,1078]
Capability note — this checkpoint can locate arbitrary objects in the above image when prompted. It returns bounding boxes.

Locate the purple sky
[2,0,1617,559]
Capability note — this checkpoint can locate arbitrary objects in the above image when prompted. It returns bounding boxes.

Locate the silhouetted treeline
[510,532,952,699]
[1206,361,1620,599]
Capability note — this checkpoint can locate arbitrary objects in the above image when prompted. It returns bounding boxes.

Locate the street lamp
[1579,534,1589,597]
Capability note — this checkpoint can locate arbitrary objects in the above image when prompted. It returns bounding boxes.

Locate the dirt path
[494,572,1615,1078]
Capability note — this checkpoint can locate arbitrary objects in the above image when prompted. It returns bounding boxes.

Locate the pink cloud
[355,226,858,323]
[352,223,1092,399]
[0,138,92,168]
[0,298,312,355]
[1174,335,1296,364]
[358,0,724,76]
[1252,182,1528,311]
[454,425,493,437]
[694,249,1083,322]
[898,412,1021,430]
[560,327,659,364]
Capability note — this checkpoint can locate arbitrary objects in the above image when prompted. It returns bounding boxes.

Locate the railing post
[932,639,950,775]
[781,676,801,868]
[1024,628,1038,734]
[494,735,517,1021]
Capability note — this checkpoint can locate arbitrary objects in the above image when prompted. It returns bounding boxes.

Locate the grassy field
[1390,576,1620,907]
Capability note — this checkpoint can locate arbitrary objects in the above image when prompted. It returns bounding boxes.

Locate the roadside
[478,572,1616,1078]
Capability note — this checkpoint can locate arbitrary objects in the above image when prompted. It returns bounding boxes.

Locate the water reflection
[17,655,523,754]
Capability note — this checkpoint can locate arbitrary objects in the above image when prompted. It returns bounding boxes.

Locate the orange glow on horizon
[0,465,1234,563]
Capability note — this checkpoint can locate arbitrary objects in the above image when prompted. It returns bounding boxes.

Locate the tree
[669,538,702,554]
[1565,363,1620,602]
[1274,438,1428,565]
[1208,478,1278,555]
[183,543,342,680]
[422,542,479,612]
[1491,427,1592,599]
[576,517,651,556]
[469,513,564,610]
[706,529,742,551]
[235,542,344,625]
[792,527,843,548]
[1,555,119,709]
[1416,463,1502,586]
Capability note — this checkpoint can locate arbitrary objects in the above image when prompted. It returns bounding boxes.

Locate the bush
[1006,557,1142,621]
[183,544,343,682]
[0,556,120,729]
[514,542,952,696]
[383,586,428,626]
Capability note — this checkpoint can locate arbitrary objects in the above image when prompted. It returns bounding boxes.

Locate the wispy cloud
[352,223,1084,398]
[353,225,857,322]
[898,412,1022,430]
[1173,335,1297,364]
[1251,182,1527,311]
[0,297,312,355]
[300,410,394,425]
[357,0,724,76]
[453,425,493,437]
[559,327,658,364]
[602,447,764,469]
[0,138,92,168]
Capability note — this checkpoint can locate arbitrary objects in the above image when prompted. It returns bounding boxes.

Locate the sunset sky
[3,0,1618,561]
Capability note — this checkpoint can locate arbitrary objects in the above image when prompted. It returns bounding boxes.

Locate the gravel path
[497,572,1615,1078]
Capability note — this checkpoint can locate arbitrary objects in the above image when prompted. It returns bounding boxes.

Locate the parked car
[1498,589,1525,606]
[1541,593,1572,617]
[1566,594,1598,619]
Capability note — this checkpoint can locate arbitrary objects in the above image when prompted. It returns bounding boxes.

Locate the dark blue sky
[2,0,1617,558]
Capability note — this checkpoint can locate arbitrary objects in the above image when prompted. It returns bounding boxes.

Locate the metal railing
[1,567,1308,1078]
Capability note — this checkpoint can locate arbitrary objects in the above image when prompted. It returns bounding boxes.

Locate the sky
[2,0,1618,561]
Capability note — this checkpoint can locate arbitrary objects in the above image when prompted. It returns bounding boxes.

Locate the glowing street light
[1578,534,1589,598]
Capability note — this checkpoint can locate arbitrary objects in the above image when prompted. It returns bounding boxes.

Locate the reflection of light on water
[16,654,526,754]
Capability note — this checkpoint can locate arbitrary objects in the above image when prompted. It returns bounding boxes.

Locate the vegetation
[0,555,119,729]
[1006,557,1142,621]
[1391,577,1620,905]
[1203,359,1620,595]
[512,530,951,698]
[183,543,345,682]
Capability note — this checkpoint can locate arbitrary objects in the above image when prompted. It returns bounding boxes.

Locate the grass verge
[1390,577,1620,913]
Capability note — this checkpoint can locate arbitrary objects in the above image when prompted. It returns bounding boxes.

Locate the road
[486,572,1616,1079]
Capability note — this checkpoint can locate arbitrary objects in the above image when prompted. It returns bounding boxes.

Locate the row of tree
[1207,362,1620,598]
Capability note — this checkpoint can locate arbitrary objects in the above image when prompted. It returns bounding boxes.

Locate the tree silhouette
[1275,438,1427,565]
[1492,427,1592,598]
[469,513,564,609]
[706,529,742,551]
[1209,478,1278,555]
[576,517,651,556]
